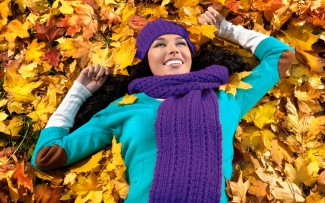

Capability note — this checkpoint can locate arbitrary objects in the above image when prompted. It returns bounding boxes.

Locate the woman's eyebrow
[154,37,185,41]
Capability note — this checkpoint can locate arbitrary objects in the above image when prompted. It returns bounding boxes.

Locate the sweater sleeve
[46,81,92,130]
[216,20,294,117]
[217,20,268,54]
[31,81,112,169]
[235,37,294,117]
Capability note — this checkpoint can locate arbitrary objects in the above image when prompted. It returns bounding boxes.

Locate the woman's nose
[168,45,179,55]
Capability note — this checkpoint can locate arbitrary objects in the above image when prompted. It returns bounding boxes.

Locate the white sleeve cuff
[46,81,92,130]
[217,20,268,53]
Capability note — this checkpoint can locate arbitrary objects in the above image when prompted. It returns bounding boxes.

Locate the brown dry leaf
[34,184,51,203]
[270,140,294,166]
[71,39,104,68]
[272,181,305,202]
[228,171,250,202]
[113,180,129,199]
[295,49,324,72]
[307,115,325,138]
[248,176,268,200]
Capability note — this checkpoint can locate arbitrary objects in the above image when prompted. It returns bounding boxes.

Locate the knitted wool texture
[128,65,229,202]
[135,18,195,60]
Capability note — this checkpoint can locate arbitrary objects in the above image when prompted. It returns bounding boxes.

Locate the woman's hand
[198,7,224,30]
[76,64,110,94]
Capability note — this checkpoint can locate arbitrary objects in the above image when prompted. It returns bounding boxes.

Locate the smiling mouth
[164,60,183,66]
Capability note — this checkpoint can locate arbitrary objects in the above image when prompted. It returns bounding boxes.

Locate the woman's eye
[177,42,187,46]
[154,43,165,47]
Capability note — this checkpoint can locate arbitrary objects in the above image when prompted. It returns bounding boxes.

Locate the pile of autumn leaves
[1,0,325,202]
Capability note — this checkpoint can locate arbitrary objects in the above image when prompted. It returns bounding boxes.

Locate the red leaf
[35,16,66,42]
[43,48,61,67]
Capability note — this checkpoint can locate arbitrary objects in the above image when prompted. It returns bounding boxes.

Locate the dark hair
[71,41,252,131]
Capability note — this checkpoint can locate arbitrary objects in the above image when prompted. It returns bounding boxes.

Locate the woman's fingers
[198,7,224,27]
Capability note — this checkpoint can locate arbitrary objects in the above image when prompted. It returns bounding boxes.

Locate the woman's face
[147,34,192,76]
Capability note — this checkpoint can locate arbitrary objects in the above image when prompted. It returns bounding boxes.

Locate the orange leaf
[14,161,33,191]
[128,15,148,31]
[75,4,98,40]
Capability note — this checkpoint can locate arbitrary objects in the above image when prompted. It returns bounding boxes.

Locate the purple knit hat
[135,19,195,60]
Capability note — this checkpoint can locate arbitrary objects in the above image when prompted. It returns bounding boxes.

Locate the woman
[32,7,295,203]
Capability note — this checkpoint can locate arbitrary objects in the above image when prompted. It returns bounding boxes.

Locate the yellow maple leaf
[24,39,46,62]
[3,62,43,102]
[69,171,103,203]
[7,19,30,38]
[0,99,8,108]
[116,93,137,105]
[1,19,31,50]
[68,150,103,173]
[27,96,56,124]
[0,0,11,23]
[121,3,136,24]
[111,24,134,41]
[18,62,39,79]
[306,191,325,203]
[52,0,75,14]
[187,24,217,47]
[46,83,65,107]
[90,47,114,68]
[142,4,168,18]
[284,156,319,186]
[0,112,8,132]
[161,0,171,7]
[4,116,24,137]
[7,101,25,114]
[282,24,319,52]
[111,136,127,180]
[113,37,136,73]
[243,100,276,129]
[174,0,199,9]
[219,71,252,97]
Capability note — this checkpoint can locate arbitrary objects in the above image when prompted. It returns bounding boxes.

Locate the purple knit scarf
[128,65,229,202]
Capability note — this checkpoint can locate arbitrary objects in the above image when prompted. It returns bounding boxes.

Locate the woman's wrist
[217,20,268,53]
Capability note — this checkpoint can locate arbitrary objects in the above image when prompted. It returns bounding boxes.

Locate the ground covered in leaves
[0,0,325,202]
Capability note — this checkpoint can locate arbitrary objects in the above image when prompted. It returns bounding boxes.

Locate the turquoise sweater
[32,37,293,202]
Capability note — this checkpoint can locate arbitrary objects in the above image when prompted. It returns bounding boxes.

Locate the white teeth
[165,60,182,65]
